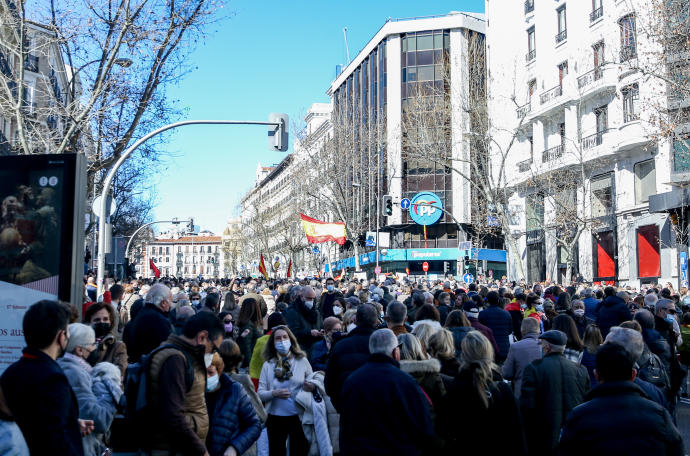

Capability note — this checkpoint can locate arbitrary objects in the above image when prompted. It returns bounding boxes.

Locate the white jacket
[294,371,339,456]
[257,356,313,416]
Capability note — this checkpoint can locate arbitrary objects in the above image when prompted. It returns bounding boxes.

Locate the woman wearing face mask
[83,302,128,380]
[258,326,313,456]
[57,324,118,456]
[237,298,264,371]
[205,352,262,456]
[570,300,594,339]
[331,298,346,321]
[309,317,343,371]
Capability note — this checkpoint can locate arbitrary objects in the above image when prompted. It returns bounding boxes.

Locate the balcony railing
[580,129,609,150]
[577,66,604,89]
[525,49,536,63]
[542,144,564,162]
[24,54,39,73]
[555,30,567,44]
[540,85,563,105]
[620,45,637,62]
[517,102,531,119]
[590,6,604,22]
[518,158,533,172]
[524,0,534,14]
[623,110,639,123]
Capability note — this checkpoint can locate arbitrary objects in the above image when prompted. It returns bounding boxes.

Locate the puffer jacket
[447,326,475,359]
[57,354,115,456]
[206,374,262,456]
[295,371,339,456]
[520,352,590,455]
[479,305,514,361]
[399,358,446,408]
[596,295,631,337]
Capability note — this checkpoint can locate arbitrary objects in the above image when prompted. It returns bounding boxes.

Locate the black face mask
[92,322,112,339]
[85,347,101,367]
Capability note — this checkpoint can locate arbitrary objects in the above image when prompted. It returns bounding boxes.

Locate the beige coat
[295,371,339,456]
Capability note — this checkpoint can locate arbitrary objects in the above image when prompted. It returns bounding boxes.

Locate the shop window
[591,173,613,217]
[634,159,656,204]
[593,231,616,280]
[637,224,660,278]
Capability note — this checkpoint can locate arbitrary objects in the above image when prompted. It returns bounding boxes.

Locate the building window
[525,0,534,14]
[207,246,212,253]
[593,230,616,281]
[526,27,536,61]
[619,14,637,61]
[558,61,569,86]
[622,83,639,123]
[634,159,656,204]
[637,224,660,278]
[556,6,567,43]
[526,193,544,232]
[591,0,603,22]
[593,41,605,70]
[591,173,613,217]
[528,79,537,97]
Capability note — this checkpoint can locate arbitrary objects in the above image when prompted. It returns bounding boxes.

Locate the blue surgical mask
[275,340,291,355]
[327,285,334,292]
[665,315,676,325]
[206,374,219,392]
[536,304,544,312]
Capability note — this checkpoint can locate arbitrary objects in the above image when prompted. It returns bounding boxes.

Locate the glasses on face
[223,319,232,324]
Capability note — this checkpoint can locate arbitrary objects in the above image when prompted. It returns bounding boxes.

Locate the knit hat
[65,323,96,353]
[463,301,479,318]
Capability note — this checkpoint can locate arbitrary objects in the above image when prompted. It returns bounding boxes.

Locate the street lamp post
[96,118,286,296]
[125,218,186,265]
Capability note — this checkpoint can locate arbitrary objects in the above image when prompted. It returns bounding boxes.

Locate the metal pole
[124,219,183,265]
[97,119,280,296]
[376,196,380,270]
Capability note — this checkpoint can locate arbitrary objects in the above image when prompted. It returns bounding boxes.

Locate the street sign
[463,273,474,284]
[422,261,429,272]
[400,198,411,210]
[458,241,472,251]
[92,194,117,216]
[409,191,443,225]
[375,266,382,275]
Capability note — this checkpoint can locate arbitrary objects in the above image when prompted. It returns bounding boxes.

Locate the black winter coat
[206,374,261,456]
[595,295,631,338]
[558,381,683,456]
[1,348,84,455]
[126,303,173,363]
[340,353,433,456]
[479,305,514,361]
[284,301,323,355]
[448,326,474,358]
[325,325,375,411]
[520,352,590,456]
[438,369,526,456]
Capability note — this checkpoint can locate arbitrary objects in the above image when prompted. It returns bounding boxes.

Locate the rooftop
[150,236,221,244]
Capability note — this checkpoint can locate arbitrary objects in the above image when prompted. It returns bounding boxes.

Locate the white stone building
[486,0,684,287]
[142,234,225,279]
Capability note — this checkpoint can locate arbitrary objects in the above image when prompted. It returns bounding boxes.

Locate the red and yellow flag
[300,213,346,245]
[258,254,269,280]
[334,268,345,281]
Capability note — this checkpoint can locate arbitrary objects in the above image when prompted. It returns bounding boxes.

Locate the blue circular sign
[409,192,443,225]
[400,198,411,210]
[463,273,474,284]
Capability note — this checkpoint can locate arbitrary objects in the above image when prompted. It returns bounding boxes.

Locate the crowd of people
[0,273,688,455]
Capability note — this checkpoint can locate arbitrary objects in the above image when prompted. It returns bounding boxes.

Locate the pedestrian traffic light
[268,113,289,152]
[383,195,393,216]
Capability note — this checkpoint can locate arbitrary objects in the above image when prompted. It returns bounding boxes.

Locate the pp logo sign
[409,191,443,226]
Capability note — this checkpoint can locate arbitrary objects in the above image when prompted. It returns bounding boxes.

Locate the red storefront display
[637,224,660,278]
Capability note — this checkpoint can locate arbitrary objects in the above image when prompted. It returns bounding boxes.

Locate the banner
[300,213,346,245]
[258,254,269,280]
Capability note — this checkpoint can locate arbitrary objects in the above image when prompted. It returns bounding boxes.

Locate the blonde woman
[436,331,526,455]
[428,328,460,378]
[258,326,313,456]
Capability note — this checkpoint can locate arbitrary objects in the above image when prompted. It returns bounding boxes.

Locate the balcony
[540,85,562,105]
[518,158,533,172]
[577,66,604,89]
[590,6,604,23]
[555,30,567,44]
[542,144,564,162]
[623,110,639,124]
[620,45,637,62]
[580,129,609,150]
[24,54,39,73]
[524,0,534,14]
[517,102,531,119]
[525,49,536,63]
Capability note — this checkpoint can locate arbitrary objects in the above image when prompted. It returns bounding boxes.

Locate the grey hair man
[340,328,433,455]
[385,302,408,337]
[502,317,542,398]
[128,283,173,363]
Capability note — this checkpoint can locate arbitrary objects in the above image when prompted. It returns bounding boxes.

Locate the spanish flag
[334,268,345,280]
[258,254,269,280]
[300,214,346,245]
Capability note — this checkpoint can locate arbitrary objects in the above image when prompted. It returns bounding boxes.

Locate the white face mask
[206,374,219,392]
[347,323,356,333]
[204,353,213,368]
[573,309,585,317]
[304,300,314,309]
[333,306,343,316]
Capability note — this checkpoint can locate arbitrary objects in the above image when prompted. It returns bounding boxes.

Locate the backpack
[119,344,196,450]
[637,348,670,394]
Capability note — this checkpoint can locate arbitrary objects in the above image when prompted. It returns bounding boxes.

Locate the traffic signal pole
[124,219,188,270]
[96,118,287,296]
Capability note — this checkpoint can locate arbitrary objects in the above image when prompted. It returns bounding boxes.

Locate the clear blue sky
[150,0,484,234]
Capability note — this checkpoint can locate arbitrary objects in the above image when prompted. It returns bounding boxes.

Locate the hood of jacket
[399,357,441,375]
[603,295,626,308]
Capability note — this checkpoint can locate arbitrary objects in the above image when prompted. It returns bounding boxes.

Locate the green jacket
[249,334,270,380]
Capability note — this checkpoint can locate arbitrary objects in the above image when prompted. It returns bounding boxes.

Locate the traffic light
[464,255,470,270]
[268,113,289,152]
[186,218,194,234]
[443,261,449,274]
[383,195,393,216]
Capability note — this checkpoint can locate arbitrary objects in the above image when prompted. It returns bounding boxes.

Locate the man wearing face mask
[145,312,225,456]
[57,323,117,455]
[127,283,174,363]
[318,278,343,319]
[1,300,90,455]
[284,286,323,356]
[571,300,594,339]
